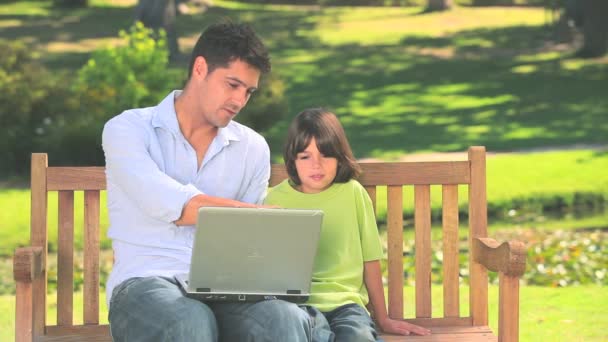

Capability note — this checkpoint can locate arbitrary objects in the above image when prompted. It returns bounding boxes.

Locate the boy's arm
[364,260,431,336]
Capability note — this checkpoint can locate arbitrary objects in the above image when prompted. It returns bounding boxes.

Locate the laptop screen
[187,207,323,297]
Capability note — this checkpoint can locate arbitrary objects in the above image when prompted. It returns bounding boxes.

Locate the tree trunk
[427,0,452,12]
[578,0,608,58]
[135,0,179,60]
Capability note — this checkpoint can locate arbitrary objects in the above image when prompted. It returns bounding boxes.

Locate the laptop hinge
[286,290,301,295]
[196,288,211,292]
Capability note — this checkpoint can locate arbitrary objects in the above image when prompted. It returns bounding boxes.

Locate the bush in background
[0,39,72,176]
[54,22,174,166]
[236,72,288,135]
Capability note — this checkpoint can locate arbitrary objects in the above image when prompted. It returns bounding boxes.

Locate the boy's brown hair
[284,108,361,185]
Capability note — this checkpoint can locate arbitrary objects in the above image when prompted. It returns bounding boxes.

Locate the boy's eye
[228,82,239,89]
[297,155,309,160]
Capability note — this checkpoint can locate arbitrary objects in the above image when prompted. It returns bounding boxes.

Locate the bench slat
[270,162,471,187]
[83,190,100,324]
[386,185,404,319]
[31,153,48,336]
[442,185,460,318]
[57,191,74,326]
[414,185,432,318]
[364,185,377,213]
[47,167,106,191]
[360,162,471,185]
[468,147,488,326]
[43,324,111,341]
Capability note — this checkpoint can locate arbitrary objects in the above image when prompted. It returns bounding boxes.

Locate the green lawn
[1,149,606,257]
[1,285,606,341]
[1,1,606,159]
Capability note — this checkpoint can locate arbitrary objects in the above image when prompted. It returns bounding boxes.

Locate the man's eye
[228,83,239,89]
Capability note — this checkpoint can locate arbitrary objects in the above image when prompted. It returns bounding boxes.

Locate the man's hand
[377,317,431,336]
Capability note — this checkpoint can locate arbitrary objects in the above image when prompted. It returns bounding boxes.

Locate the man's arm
[174,194,258,226]
[103,114,257,224]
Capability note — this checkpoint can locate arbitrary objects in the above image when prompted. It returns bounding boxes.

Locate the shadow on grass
[267,24,608,157]
[3,3,606,157]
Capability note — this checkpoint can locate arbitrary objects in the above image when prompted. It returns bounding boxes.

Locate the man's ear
[192,56,208,79]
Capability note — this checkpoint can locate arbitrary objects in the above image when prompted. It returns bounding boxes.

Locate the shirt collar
[151,90,181,135]
[151,90,241,144]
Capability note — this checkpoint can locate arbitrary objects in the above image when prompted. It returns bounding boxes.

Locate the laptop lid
[182,207,323,302]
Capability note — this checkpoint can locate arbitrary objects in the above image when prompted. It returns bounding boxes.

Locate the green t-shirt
[265,179,383,312]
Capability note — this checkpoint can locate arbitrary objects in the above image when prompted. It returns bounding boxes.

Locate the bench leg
[498,273,519,342]
[15,281,34,342]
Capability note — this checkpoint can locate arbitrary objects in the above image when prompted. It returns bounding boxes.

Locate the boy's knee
[334,324,377,342]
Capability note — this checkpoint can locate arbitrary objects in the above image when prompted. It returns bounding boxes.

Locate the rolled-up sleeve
[102,114,202,223]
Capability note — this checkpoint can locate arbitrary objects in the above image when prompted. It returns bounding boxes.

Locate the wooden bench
[14,146,526,341]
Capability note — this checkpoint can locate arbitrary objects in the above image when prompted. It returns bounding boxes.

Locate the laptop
[175,207,323,303]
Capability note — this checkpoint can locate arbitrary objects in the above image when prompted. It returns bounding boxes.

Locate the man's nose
[233,89,249,108]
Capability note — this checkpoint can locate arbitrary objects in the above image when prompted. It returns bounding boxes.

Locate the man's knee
[109,277,218,341]
[168,300,218,340]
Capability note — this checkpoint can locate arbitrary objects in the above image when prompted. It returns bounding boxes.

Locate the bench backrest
[27,146,488,336]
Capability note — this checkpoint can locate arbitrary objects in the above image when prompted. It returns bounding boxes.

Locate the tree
[577,0,608,57]
[135,0,179,60]
[427,0,452,12]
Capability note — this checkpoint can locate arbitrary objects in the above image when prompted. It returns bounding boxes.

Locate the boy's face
[192,57,260,128]
[294,137,338,194]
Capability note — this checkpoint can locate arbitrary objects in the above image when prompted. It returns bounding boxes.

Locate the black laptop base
[184,291,310,303]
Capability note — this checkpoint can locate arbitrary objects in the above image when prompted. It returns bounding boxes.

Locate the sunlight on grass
[0,1,50,15]
[511,64,539,74]
[316,7,546,46]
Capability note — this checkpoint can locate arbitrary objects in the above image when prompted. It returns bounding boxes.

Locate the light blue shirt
[102,90,270,304]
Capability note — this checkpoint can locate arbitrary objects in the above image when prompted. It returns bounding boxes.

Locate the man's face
[193,58,261,128]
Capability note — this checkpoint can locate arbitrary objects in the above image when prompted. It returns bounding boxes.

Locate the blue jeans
[108,276,313,342]
[305,304,382,342]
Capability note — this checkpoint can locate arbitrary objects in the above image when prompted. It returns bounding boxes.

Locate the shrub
[236,72,288,135]
[0,39,72,176]
[60,22,173,166]
[379,228,607,287]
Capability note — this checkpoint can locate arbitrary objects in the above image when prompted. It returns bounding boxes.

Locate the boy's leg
[302,305,335,342]
[211,300,314,342]
[325,303,381,342]
[109,276,218,342]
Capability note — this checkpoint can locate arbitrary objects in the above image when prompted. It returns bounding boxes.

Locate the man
[103,21,312,341]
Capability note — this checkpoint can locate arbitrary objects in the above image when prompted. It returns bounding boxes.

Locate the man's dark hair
[188,21,271,78]
[284,108,361,186]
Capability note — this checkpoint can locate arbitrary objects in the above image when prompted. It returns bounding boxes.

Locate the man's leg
[109,276,218,342]
[211,300,313,342]
[324,303,381,342]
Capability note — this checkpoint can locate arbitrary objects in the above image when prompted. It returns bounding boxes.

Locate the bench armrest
[472,237,526,277]
[13,247,44,283]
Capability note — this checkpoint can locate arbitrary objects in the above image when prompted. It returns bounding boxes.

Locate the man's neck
[174,89,218,141]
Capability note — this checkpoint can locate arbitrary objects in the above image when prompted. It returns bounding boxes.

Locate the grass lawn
[1,1,607,159]
[1,285,606,341]
[1,149,606,257]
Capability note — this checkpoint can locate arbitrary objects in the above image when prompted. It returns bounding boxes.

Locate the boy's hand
[377,317,431,336]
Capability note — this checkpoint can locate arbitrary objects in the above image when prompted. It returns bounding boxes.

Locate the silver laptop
[175,207,323,303]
